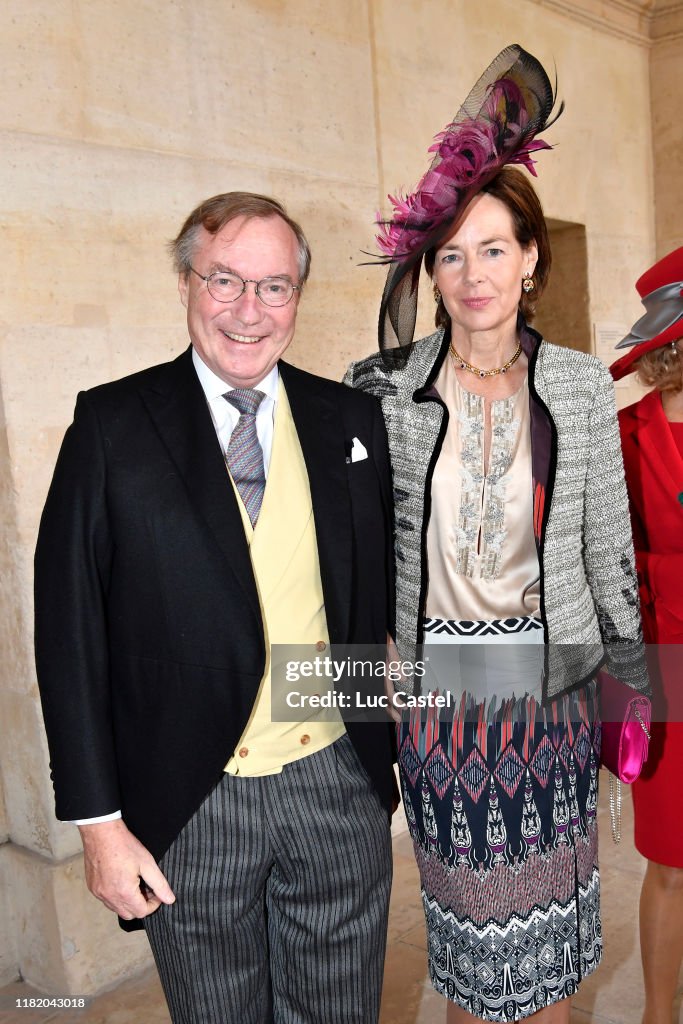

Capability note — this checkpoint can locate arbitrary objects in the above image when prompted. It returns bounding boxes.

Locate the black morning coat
[34,350,396,929]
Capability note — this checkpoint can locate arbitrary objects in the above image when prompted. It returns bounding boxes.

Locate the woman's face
[433,193,537,340]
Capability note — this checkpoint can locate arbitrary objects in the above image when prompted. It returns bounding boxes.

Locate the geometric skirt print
[398,680,602,1021]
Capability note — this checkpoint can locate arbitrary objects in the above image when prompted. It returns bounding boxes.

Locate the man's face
[179,214,301,389]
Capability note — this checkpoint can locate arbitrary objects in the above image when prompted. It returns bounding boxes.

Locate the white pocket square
[350,437,368,463]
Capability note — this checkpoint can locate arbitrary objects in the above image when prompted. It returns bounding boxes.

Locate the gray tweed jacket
[345,324,647,701]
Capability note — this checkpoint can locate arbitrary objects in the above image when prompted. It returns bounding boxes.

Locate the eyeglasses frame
[189,266,301,307]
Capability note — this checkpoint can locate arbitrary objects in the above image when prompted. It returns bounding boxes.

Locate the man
[34,193,395,1024]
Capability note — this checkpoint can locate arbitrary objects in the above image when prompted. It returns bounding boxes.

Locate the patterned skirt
[398,620,602,1021]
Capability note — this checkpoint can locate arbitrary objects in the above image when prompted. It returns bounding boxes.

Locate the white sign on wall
[593,322,629,388]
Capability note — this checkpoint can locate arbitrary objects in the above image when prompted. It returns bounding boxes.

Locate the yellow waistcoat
[224,379,345,776]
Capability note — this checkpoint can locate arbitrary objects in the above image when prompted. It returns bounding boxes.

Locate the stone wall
[535,222,591,354]
[0,0,664,994]
[650,9,683,257]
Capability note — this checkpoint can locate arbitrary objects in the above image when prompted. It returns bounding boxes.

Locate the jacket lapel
[279,361,352,644]
[632,389,683,503]
[138,348,261,623]
[519,323,556,553]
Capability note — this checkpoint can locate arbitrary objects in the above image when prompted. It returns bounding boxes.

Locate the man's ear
[178,273,189,309]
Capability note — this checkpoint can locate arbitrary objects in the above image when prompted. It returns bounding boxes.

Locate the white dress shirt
[72,349,280,826]
[191,348,279,472]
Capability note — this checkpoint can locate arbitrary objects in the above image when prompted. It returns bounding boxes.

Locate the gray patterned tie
[224,389,266,526]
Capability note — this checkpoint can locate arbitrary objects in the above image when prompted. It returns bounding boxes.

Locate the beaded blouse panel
[456,382,522,580]
[424,353,540,624]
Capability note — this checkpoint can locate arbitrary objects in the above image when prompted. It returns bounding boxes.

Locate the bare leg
[446,996,571,1023]
[640,860,683,1024]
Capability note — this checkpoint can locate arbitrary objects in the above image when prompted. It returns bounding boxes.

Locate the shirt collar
[191,347,280,403]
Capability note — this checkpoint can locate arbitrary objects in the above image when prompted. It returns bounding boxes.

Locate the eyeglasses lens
[206,273,294,306]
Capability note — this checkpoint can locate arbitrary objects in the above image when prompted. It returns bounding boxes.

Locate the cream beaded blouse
[425,352,541,623]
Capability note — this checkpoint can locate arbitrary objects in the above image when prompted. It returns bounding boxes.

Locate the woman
[346,46,646,1022]
[611,249,683,1024]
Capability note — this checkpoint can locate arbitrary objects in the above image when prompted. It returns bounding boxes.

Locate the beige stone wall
[535,222,591,354]
[0,780,16,986]
[650,31,683,257]
[0,0,663,996]
[623,10,683,414]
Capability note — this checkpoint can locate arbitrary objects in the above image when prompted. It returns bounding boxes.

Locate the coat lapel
[519,324,556,553]
[279,361,352,644]
[138,348,261,623]
[632,389,683,503]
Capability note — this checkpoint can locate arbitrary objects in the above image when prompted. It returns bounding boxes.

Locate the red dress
[618,390,683,867]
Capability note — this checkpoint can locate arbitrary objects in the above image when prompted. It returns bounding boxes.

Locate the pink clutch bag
[599,671,651,784]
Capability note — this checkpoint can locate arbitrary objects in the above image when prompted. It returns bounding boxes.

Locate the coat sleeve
[582,364,648,692]
[34,391,121,820]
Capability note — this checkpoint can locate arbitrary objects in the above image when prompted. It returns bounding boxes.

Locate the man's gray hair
[169,192,311,286]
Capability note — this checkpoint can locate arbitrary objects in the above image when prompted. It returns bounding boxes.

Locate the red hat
[610,247,683,381]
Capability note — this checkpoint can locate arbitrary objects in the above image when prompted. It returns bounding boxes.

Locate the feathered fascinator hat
[373,43,562,363]
[610,247,683,381]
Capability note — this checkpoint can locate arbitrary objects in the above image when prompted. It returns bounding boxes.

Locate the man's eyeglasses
[189,267,300,307]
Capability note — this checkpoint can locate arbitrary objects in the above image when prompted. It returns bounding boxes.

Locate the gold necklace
[449,341,522,379]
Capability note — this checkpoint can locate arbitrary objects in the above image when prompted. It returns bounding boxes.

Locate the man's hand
[78,819,175,920]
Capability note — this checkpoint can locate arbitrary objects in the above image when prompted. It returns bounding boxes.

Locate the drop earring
[522,272,535,294]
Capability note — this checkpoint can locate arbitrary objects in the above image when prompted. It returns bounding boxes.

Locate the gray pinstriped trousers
[145,735,393,1024]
